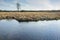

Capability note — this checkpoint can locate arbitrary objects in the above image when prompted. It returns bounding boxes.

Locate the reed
[0,11,60,21]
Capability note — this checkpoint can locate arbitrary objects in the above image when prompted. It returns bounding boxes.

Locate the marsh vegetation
[0,11,60,21]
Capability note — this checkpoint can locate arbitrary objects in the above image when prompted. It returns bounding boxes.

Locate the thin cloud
[0,0,60,10]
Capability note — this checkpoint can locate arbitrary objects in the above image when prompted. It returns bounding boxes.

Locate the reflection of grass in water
[0,12,60,21]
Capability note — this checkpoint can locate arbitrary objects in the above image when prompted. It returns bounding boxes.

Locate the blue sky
[0,0,60,10]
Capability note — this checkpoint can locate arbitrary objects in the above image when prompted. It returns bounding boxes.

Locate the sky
[0,0,60,10]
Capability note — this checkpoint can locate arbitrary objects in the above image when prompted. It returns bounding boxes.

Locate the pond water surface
[0,19,60,40]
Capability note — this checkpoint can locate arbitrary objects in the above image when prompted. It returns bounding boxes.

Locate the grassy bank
[0,11,60,21]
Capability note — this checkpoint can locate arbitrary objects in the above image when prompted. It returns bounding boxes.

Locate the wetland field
[0,11,60,21]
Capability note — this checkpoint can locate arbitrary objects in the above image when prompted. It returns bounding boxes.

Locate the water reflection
[0,19,60,40]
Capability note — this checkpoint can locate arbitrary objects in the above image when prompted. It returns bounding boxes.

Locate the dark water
[0,19,60,40]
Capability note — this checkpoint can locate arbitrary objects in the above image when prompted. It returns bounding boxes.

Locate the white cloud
[0,0,60,10]
[21,0,54,10]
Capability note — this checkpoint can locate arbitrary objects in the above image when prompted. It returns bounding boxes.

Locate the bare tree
[17,2,20,11]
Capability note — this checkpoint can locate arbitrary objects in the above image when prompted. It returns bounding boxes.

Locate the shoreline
[0,19,59,22]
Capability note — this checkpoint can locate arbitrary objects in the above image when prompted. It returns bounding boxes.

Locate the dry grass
[0,12,60,21]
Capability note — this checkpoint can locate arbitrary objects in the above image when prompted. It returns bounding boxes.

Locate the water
[0,19,60,40]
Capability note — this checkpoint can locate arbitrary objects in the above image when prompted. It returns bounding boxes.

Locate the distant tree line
[0,10,60,12]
